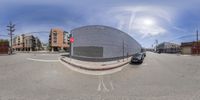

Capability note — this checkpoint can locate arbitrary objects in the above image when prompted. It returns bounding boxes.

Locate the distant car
[131,53,145,64]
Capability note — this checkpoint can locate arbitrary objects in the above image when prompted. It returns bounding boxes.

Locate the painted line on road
[27,58,59,62]
[97,76,109,92]
[109,81,114,90]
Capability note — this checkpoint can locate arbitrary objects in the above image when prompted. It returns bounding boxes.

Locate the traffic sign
[70,37,74,43]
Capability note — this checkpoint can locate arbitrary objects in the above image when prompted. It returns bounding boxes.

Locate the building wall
[70,25,141,60]
[35,37,42,50]
[24,35,34,47]
[156,42,180,53]
[0,40,9,54]
[181,42,200,54]
[49,28,69,51]
[12,34,42,51]
[13,35,24,50]
[181,46,191,54]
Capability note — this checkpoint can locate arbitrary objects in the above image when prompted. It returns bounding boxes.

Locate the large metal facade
[70,25,141,60]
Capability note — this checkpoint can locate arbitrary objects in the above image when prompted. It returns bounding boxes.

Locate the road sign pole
[69,37,74,61]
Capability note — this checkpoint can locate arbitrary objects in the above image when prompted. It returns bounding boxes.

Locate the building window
[53,32,57,43]
[53,32,57,36]
[63,32,67,44]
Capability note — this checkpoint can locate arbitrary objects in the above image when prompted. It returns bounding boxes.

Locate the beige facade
[181,46,191,54]
[156,42,180,53]
[13,34,24,51]
[24,35,35,51]
[181,41,200,54]
[12,34,42,51]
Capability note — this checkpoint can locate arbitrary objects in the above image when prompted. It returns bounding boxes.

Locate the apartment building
[35,37,42,51]
[13,34,42,51]
[13,34,25,51]
[49,28,69,51]
[24,35,35,51]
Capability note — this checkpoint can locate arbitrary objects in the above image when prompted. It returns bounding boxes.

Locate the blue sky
[0,0,200,48]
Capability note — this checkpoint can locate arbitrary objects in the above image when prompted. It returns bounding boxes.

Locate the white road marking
[110,81,114,90]
[102,79,109,92]
[97,81,101,91]
[27,58,59,62]
[97,76,102,91]
[97,76,109,92]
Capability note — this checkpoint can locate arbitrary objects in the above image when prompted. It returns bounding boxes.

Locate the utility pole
[122,40,124,62]
[197,30,199,54]
[197,30,199,42]
[7,22,15,54]
[155,39,158,52]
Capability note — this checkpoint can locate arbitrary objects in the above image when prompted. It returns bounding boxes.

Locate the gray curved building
[70,25,141,61]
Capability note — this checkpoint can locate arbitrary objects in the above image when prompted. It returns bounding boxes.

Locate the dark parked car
[131,53,145,64]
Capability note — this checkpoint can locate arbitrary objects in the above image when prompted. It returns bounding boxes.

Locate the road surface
[0,52,200,100]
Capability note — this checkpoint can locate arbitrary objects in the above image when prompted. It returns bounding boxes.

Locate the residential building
[70,25,141,61]
[12,34,42,51]
[156,42,180,53]
[145,48,154,52]
[49,28,69,51]
[181,41,200,54]
[24,35,35,51]
[13,34,25,51]
[35,37,42,51]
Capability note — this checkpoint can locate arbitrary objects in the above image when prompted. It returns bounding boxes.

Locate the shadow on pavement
[61,54,70,57]
[129,62,142,68]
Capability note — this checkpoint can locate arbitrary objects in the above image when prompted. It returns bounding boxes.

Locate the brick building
[49,28,69,51]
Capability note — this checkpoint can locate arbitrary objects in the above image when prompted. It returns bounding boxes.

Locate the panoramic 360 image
[1,0,200,100]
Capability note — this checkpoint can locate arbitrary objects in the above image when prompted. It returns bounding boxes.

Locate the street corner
[26,53,61,63]
[59,56,131,75]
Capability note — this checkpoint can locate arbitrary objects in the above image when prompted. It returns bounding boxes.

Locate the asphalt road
[0,52,200,100]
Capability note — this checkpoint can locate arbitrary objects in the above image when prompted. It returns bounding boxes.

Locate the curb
[0,53,16,56]
[60,57,129,71]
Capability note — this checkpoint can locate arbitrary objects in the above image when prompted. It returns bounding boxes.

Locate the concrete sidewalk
[60,56,131,71]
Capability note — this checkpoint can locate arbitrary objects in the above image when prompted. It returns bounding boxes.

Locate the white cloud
[108,6,174,37]
[130,17,166,37]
